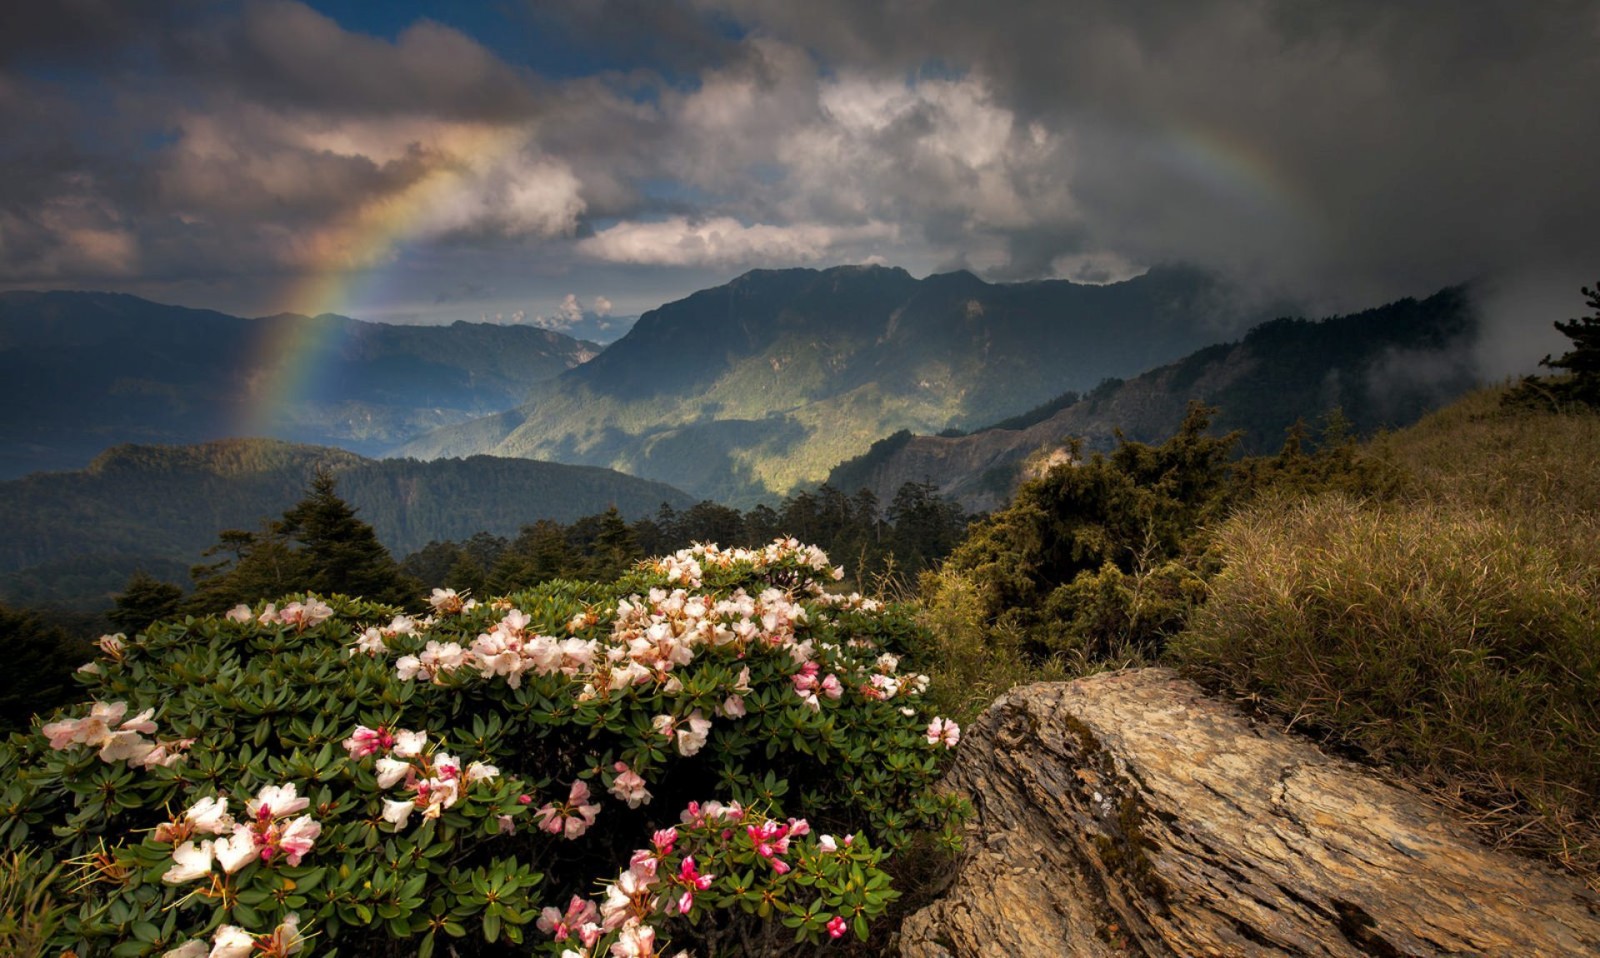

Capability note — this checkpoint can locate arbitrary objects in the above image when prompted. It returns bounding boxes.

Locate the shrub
[0,540,965,957]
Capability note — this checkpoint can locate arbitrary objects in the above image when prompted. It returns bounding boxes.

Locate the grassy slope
[1173,386,1600,878]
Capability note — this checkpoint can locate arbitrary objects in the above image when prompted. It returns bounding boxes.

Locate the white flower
[247,783,309,819]
[382,799,416,829]
[212,829,257,875]
[208,924,255,958]
[466,762,499,783]
[374,757,412,789]
[162,840,214,884]
[162,941,208,958]
[224,604,253,624]
[676,710,711,757]
[185,796,235,835]
[392,729,428,757]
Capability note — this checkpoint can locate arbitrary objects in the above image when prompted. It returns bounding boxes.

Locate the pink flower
[672,855,714,914]
[535,780,601,839]
[608,762,652,809]
[675,710,711,757]
[538,895,600,941]
[820,674,843,700]
[224,604,253,624]
[826,915,848,939]
[342,724,395,760]
[926,717,960,748]
[652,827,677,856]
[277,815,321,865]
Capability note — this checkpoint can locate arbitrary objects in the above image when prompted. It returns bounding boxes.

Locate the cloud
[5,0,1598,332]
[689,0,1600,309]
[170,0,545,120]
[578,216,899,268]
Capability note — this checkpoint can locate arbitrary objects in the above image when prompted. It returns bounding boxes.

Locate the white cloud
[577,215,898,268]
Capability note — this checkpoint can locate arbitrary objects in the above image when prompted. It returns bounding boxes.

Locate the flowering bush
[1,539,965,957]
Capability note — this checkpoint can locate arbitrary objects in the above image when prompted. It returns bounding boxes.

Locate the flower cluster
[746,816,809,875]
[41,700,191,769]
[925,716,961,749]
[348,614,421,657]
[227,599,334,631]
[428,587,476,615]
[347,726,500,828]
[160,784,321,884]
[649,538,846,590]
[536,780,602,839]
[163,912,304,958]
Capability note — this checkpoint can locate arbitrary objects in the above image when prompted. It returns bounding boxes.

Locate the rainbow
[237,124,526,439]
[1159,122,1311,224]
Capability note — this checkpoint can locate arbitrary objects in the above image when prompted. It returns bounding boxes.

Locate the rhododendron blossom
[536,780,601,839]
[40,700,175,769]
[539,895,601,941]
[275,599,334,631]
[609,761,652,808]
[926,716,961,748]
[155,783,323,879]
[342,724,396,759]
[827,915,848,938]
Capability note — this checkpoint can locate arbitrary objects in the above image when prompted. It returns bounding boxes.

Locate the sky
[1,0,1597,365]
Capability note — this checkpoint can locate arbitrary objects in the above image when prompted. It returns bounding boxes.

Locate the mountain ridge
[0,438,694,611]
[395,263,1267,504]
[827,285,1482,511]
[0,290,601,478]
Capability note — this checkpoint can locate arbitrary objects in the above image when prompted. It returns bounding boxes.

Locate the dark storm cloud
[0,0,186,67]
[697,0,1600,316]
[169,0,547,120]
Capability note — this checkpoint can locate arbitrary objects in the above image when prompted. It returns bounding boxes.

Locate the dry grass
[1175,393,1600,878]
[0,849,67,958]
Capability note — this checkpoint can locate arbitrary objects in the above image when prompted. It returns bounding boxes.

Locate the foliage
[109,573,184,635]
[0,848,70,958]
[187,473,418,613]
[411,482,972,603]
[1506,277,1600,409]
[936,403,1237,659]
[0,602,94,734]
[1,540,965,957]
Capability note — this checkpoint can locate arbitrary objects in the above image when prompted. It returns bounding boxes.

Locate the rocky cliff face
[899,669,1600,957]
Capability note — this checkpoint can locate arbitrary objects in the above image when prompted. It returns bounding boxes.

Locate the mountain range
[0,439,692,612]
[0,291,599,478]
[828,286,1481,511]
[395,264,1270,504]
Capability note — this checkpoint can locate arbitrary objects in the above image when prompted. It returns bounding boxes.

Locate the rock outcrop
[899,669,1600,957]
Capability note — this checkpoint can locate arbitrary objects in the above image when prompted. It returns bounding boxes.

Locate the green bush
[1,540,965,957]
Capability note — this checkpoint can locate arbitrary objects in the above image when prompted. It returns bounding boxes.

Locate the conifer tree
[277,470,418,605]
[1541,279,1600,406]
[0,603,92,733]
[109,571,184,633]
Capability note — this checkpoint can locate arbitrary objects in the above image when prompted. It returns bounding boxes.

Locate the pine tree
[187,471,418,611]
[1541,279,1600,405]
[109,572,184,633]
[0,603,93,733]
[277,470,418,605]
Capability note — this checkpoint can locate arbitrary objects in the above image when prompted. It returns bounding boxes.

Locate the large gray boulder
[899,669,1600,957]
